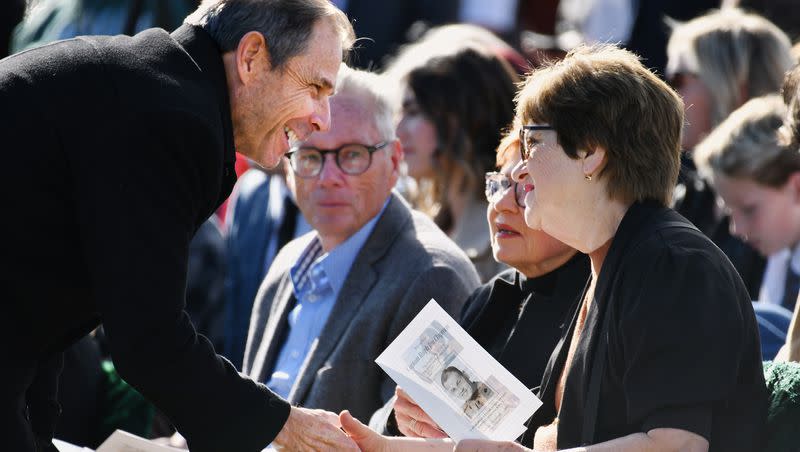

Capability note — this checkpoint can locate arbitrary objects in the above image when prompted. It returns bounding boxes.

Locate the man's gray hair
[334,65,397,141]
[667,8,793,128]
[185,0,355,70]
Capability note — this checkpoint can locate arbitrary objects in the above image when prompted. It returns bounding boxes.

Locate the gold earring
[585,174,592,181]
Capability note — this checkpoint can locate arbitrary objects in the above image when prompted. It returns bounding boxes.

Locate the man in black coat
[0,1,358,451]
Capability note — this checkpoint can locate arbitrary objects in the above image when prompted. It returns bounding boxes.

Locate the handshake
[160,390,527,451]
[271,397,527,452]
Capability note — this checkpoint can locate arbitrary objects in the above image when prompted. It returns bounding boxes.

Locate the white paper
[376,299,542,442]
[96,430,186,452]
[53,439,94,452]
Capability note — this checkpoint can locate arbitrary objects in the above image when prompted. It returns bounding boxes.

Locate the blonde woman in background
[666,7,795,297]
[667,8,794,152]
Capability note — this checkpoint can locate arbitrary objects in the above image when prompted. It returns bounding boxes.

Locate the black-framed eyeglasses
[285,141,390,178]
[485,172,525,207]
[519,125,555,162]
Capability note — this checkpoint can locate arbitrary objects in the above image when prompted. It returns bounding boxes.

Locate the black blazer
[1,25,288,451]
[527,201,767,451]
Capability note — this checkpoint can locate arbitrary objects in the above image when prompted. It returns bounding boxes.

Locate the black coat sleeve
[613,244,748,440]
[70,111,289,452]
[26,353,64,446]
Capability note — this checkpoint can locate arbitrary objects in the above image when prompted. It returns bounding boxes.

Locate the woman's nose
[493,182,518,212]
[511,159,528,183]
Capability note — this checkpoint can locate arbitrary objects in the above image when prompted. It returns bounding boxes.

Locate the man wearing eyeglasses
[242,65,481,426]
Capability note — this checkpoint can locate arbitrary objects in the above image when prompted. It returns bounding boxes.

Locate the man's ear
[235,31,270,84]
[387,140,403,188]
[581,145,607,178]
[390,139,404,173]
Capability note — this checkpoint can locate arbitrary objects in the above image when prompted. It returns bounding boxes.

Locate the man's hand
[272,406,359,451]
[455,440,531,452]
[394,387,448,439]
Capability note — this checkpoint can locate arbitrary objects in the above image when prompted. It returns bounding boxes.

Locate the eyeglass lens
[485,175,525,207]
[290,144,373,177]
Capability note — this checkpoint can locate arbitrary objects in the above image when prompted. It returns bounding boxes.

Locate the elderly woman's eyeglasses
[485,172,525,207]
[285,142,389,178]
[519,125,555,161]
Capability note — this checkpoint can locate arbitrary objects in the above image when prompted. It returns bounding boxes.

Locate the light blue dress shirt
[265,198,390,399]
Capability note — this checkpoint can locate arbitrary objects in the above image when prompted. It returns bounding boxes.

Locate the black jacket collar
[171,24,236,168]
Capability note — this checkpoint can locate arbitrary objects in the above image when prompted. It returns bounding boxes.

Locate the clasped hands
[156,388,529,451]
[336,386,531,452]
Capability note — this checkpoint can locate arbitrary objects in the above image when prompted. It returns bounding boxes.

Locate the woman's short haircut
[407,48,518,204]
[517,44,684,206]
[694,95,794,188]
[666,8,793,128]
[185,0,355,70]
[333,65,396,141]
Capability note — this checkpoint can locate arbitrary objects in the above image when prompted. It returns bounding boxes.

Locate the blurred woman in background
[396,48,518,281]
[666,7,795,295]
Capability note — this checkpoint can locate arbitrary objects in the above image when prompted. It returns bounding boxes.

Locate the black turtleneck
[459,253,590,390]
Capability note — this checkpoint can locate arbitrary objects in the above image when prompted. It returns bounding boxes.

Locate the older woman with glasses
[340,44,767,452]
[367,128,589,442]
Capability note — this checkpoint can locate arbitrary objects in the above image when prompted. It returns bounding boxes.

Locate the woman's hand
[340,410,393,452]
[395,386,448,438]
[340,410,455,452]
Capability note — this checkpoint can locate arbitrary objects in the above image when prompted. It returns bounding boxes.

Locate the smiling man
[0,1,357,451]
[242,65,480,426]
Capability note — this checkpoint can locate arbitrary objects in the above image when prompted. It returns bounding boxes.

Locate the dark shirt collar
[517,252,588,299]
[517,269,557,297]
[592,199,670,308]
[171,24,235,167]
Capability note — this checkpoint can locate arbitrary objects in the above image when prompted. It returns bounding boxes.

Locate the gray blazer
[242,193,481,422]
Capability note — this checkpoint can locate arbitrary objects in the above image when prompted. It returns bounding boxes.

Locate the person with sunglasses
[241,65,480,433]
[368,128,588,442]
